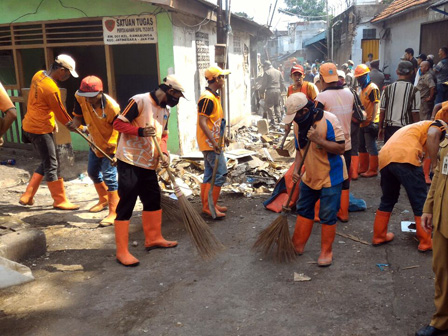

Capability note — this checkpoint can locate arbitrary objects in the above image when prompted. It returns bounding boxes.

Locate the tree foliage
[284,0,327,19]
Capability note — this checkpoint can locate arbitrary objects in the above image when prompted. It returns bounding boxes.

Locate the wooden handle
[74,128,116,165]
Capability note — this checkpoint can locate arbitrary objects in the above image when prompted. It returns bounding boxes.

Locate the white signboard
[103,15,157,45]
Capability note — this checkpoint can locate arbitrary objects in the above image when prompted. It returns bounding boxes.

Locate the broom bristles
[161,196,183,222]
[177,194,224,259]
[252,213,297,263]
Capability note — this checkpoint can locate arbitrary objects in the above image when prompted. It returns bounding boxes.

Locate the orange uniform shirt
[22,70,71,134]
[359,82,380,128]
[294,111,348,190]
[115,93,168,170]
[379,120,447,170]
[196,88,224,152]
[435,101,448,122]
[73,93,120,157]
[287,81,318,100]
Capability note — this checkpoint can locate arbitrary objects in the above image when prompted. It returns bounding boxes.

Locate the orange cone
[292,215,314,255]
[372,210,394,246]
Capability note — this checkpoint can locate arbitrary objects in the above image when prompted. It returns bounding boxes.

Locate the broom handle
[74,128,116,164]
[151,134,182,197]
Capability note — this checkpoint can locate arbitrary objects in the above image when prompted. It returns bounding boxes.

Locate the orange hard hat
[354,64,370,78]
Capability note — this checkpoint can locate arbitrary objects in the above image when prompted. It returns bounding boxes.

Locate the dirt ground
[0,145,438,336]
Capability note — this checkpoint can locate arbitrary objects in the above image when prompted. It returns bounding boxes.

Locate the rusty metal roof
[371,0,431,23]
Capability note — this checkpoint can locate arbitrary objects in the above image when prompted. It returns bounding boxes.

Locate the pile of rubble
[159,118,296,198]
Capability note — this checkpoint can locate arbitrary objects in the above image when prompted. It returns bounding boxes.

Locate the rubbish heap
[159,118,296,198]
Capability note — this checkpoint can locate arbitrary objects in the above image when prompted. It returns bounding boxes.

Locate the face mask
[294,109,311,124]
[167,94,180,107]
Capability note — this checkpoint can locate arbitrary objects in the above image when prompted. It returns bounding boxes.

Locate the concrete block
[257,119,269,135]
[0,230,46,263]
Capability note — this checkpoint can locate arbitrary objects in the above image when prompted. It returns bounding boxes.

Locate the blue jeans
[87,149,118,191]
[378,163,427,216]
[296,181,343,225]
[202,151,227,187]
[359,126,378,155]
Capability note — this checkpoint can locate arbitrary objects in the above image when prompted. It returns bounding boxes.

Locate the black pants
[116,160,161,220]
[378,163,427,216]
[384,126,401,143]
[342,150,351,190]
[23,131,59,182]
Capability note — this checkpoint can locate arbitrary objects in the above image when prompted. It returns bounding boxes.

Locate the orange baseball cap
[319,63,338,83]
[290,65,304,75]
[205,66,231,81]
[77,76,103,97]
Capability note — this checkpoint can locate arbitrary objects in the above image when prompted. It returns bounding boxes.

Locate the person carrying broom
[112,75,186,267]
[286,92,347,267]
[197,65,230,219]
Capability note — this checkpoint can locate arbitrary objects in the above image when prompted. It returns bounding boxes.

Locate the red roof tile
[371,0,431,22]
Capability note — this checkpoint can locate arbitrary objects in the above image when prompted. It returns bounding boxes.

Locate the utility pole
[216,0,228,134]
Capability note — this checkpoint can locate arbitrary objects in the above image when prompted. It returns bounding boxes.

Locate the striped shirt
[380,80,420,127]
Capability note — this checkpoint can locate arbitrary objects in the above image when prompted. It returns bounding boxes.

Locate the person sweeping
[19,54,79,210]
[112,75,186,267]
[197,66,230,219]
[287,92,347,267]
[66,76,120,226]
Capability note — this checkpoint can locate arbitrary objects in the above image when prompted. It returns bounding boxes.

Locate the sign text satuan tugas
[116,17,154,27]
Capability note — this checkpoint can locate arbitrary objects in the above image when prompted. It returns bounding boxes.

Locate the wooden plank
[104,45,117,99]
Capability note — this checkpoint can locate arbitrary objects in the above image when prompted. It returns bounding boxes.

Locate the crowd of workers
[1,47,448,335]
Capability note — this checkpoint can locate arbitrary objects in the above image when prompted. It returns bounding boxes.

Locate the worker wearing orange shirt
[66,76,120,226]
[372,120,447,251]
[19,55,79,210]
[0,82,17,146]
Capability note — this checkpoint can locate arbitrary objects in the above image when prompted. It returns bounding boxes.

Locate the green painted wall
[0,0,179,153]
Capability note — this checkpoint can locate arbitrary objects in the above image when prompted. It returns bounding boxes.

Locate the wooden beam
[104,45,117,99]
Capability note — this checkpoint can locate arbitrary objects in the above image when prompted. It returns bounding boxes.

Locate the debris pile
[159,118,296,198]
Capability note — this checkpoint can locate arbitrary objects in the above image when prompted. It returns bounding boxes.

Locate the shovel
[208,119,226,219]
[275,126,291,157]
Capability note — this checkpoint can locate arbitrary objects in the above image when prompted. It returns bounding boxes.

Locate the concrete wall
[172,14,252,154]
[0,0,176,152]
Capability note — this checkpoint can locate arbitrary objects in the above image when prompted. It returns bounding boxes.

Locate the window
[363,29,376,39]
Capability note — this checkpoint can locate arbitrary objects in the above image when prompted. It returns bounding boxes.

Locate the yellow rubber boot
[89,182,108,212]
[99,190,119,226]
[372,210,394,246]
[292,215,314,255]
[415,216,432,252]
[318,224,336,267]
[19,172,44,205]
[114,220,139,266]
[47,178,80,210]
[142,210,178,251]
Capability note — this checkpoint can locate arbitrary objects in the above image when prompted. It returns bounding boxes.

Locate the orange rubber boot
[372,210,394,246]
[90,182,108,212]
[350,156,359,180]
[337,189,350,223]
[114,220,139,266]
[358,152,369,174]
[99,190,119,226]
[360,155,378,178]
[292,215,314,255]
[423,158,432,185]
[318,224,337,267]
[201,183,225,218]
[314,200,320,222]
[47,178,80,210]
[143,210,178,251]
[19,172,44,205]
[212,186,228,212]
[415,216,432,252]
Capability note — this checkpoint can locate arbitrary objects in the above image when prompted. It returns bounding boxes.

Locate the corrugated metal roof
[371,0,431,23]
[303,30,326,47]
